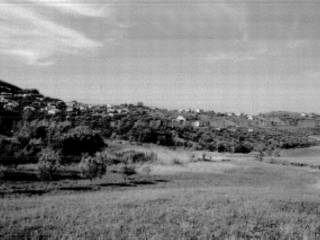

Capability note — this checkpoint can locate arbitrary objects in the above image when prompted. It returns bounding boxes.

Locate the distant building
[248,128,254,133]
[66,106,73,113]
[172,115,187,127]
[0,96,8,103]
[46,105,60,115]
[23,106,36,112]
[191,120,209,128]
[192,120,201,128]
[4,101,19,111]
[176,115,186,123]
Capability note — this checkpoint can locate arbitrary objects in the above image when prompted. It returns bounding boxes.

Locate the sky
[1,0,320,114]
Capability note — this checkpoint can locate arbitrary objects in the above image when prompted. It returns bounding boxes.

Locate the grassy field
[2,146,320,239]
[280,146,320,165]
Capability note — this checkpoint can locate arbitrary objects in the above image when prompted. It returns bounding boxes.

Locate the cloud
[0,1,103,66]
[207,52,256,63]
[112,0,248,40]
[206,44,270,63]
[26,0,111,17]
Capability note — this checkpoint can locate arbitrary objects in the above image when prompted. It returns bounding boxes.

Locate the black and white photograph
[1,0,320,239]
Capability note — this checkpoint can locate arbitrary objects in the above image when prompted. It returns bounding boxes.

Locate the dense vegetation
[0,82,318,182]
[0,113,315,169]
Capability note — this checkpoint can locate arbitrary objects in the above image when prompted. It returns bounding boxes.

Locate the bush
[94,150,117,165]
[116,150,158,164]
[22,138,44,163]
[0,137,24,167]
[255,151,264,161]
[141,166,151,175]
[38,148,61,182]
[79,154,107,182]
[217,142,230,152]
[57,126,105,157]
[119,164,136,181]
[172,158,183,165]
[234,143,253,153]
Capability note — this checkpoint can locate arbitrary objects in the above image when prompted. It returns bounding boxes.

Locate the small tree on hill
[120,164,136,183]
[79,154,107,183]
[38,148,61,190]
[255,150,264,162]
[119,154,136,183]
[273,148,281,157]
[57,126,105,158]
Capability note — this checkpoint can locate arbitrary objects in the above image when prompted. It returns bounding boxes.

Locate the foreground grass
[1,159,320,239]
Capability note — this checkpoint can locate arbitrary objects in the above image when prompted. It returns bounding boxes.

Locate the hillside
[0,80,22,93]
[0,79,319,158]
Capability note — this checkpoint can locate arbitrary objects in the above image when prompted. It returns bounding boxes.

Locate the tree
[38,148,61,190]
[119,164,136,183]
[0,137,24,168]
[57,126,105,159]
[273,148,281,157]
[255,151,264,162]
[118,154,136,183]
[137,102,144,107]
[79,154,107,183]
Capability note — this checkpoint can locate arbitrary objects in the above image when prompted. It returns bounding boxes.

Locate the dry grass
[2,146,320,239]
[279,146,320,165]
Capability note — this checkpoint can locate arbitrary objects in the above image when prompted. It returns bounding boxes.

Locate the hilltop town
[1,79,320,130]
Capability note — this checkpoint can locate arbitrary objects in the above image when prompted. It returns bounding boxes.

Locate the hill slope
[0,80,22,93]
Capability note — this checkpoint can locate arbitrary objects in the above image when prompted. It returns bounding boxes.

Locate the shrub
[15,125,32,147]
[94,150,118,165]
[116,150,158,164]
[217,142,229,152]
[0,137,24,167]
[172,158,183,165]
[234,143,253,153]
[57,126,105,157]
[119,164,136,182]
[141,166,151,175]
[79,154,107,182]
[22,138,44,163]
[255,151,264,161]
[38,148,61,182]
[273,149,281,157]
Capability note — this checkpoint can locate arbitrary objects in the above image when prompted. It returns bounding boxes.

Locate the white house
[23,106,36,112]
[172,115,187,127]
[0,96,8,103]
[176,115,186,122]
[46,105,60,115]
[4,101,19,111]
[192,121,201,128]
[248,115,254,121]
